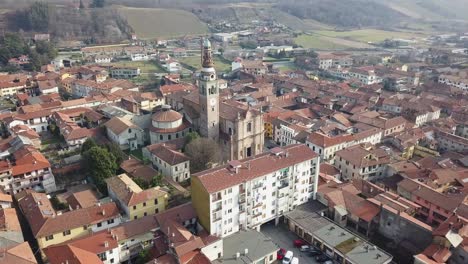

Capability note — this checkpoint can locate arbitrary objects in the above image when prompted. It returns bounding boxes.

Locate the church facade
[183,39,264,161]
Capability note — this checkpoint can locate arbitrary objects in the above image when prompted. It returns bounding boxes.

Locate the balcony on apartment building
[212,193,222,202]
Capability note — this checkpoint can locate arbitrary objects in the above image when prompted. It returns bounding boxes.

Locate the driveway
[261,222,319,264]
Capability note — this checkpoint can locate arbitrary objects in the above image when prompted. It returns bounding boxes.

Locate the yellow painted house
[106,173,169,220]
[16,191,122,259]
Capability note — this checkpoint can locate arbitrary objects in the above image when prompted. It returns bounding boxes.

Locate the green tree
[135,248,151,264]
[82,146,117,193]
[151,174,163,187]
[185,138,221,173]
[105,143,126,166]
[184,131,199,145]
[27,2,50,32]
[35,40,58,60]
[91,0,105,8]
[81,138,98,154]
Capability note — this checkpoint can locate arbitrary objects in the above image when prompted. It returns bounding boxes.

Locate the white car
[300,245,311,252]
[282,251,294,264]
[291,257,299,264]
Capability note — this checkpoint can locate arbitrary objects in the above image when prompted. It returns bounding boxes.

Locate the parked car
[308,249,322,256]
[277,248,286,260]
[282,251,294,264]
[293,239,308,247]
[316,254,331,263]
[291,257,299,264]
[322,261,333,264]
[300,245,311,252]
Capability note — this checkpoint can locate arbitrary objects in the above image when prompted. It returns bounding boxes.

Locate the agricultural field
[294,34,352,50]
[178,56,232,73]
[117,7,209,39]
[109,60,167,74]
[315,29,428,43]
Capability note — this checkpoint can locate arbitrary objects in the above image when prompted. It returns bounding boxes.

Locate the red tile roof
[307,132,354,148]
[193,144,318,193]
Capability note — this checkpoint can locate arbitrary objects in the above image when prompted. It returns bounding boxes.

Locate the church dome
[152,107,183,123]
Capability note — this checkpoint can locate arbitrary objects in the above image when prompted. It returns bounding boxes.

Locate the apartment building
[334,144,392,181]
[191,144,320,238]
[306,132,355,163]
[0,146,56,194]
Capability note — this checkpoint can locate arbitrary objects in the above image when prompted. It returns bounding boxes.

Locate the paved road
[261,223,319,264]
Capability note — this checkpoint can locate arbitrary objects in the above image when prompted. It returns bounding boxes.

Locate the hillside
[373,0,468,21]
[118,7,209,39]
[275,0,407,28]
[4,3,132,43]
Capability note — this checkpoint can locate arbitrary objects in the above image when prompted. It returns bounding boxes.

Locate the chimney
[244,248,248,255]
[102,209,106,216]
[236,252,240,259]
[104,241,109,248]
[172,233,175,237]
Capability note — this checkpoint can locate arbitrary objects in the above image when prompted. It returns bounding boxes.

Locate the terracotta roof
[307,132,354,148]
[160,84,196,95]
[106,174,168,207]
[104,117,140,135]
[0,208,22,232]
[149,144,189,166]
[193,144,318,193]
[110,214,159,241]
[0,193,13,203]
[120,158,159,183]
[0,242,37,264]
[397,179,465,212]
[335,144,391,168]
[17,191,120,238]
[66,190,99,210]
[44,244,103,264]
[152,109,183,122]
[12,147,50,176]
[320,163,340,176]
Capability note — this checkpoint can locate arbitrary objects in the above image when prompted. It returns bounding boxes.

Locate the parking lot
[261,222,319,264]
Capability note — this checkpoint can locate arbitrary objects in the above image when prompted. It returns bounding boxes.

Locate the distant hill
[372,0,468,21]
[275,0,407,28]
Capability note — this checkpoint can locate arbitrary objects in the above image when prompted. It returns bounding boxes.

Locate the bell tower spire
[198,38,219,141]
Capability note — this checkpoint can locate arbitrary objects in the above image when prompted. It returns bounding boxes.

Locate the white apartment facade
[192,144,320,238]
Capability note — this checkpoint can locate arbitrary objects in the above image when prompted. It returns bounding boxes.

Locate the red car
[293,239,308,247]
[277,248,286,260]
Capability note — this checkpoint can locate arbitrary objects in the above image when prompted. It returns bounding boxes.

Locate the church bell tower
[198,38,219,141]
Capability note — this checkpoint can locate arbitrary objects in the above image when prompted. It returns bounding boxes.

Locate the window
[144,212,147,216]
[97,222,102,228]
[45,235,54,241]
[133,205,137,210]
[134,216,137,220]
[247,122,252,132]
[155,208,159,214]
[63,230,71,236]
[227,209,232,213]
[83,225,88,230]
[154,199,158,205]
[107,219,114,225]
[168,134,172,140]
[110,258,115,264]
[98,253,107,261]
[143,202,146,207]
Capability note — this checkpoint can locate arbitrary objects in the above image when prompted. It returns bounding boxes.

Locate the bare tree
[185,138,221,173]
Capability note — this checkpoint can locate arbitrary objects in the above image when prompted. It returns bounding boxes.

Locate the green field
[315,29,427,43]
[109,60,167,73]
[294,34,350,50]
[178,56,232,73]
[118,7,209,39]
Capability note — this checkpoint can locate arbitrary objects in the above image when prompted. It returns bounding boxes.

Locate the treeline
[0,33,57,71]
[275,0,406,28]
[7,1,132,44]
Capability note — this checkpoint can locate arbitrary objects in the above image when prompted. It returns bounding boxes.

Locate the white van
[282,251,293,264]
[291,257,299,264]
